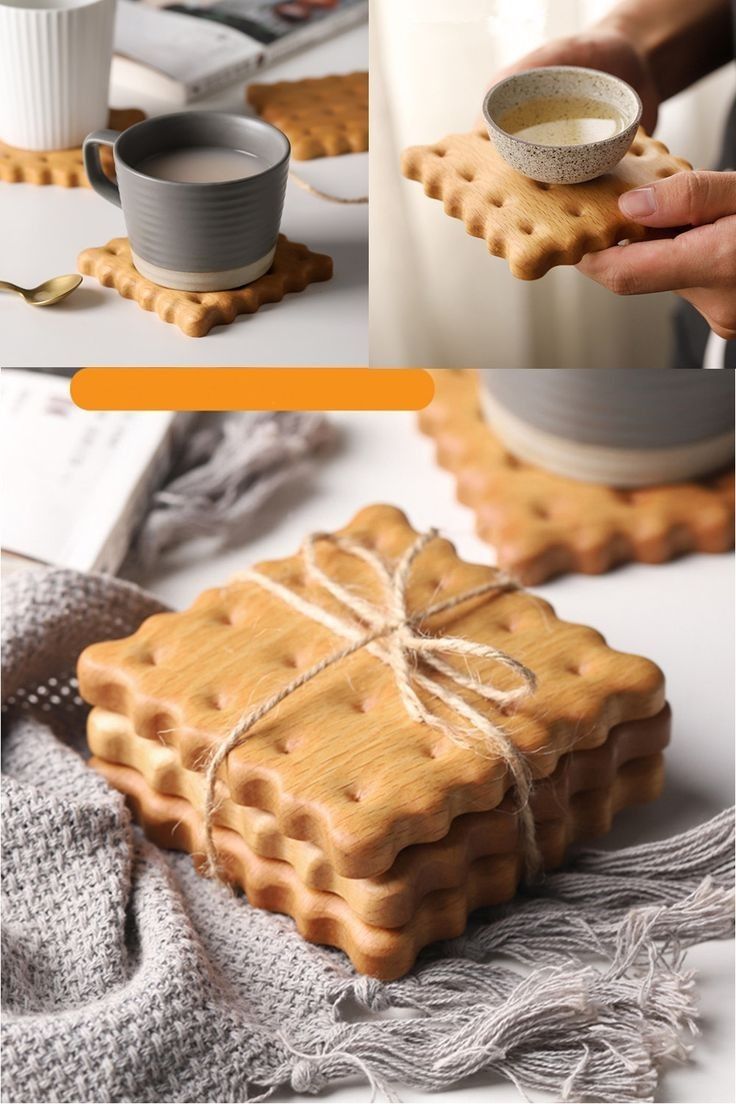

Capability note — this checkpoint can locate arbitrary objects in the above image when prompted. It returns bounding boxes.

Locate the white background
[126,405,735,1104]
[0,25,368,367]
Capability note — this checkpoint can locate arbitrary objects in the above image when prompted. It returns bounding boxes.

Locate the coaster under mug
[83,111,290,292]
[77,235,333,337]
[419,370,734,585]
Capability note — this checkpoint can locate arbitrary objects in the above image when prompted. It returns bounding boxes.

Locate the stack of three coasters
[78,505,669,979]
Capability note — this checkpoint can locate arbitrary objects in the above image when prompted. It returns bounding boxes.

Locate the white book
[0,370,189,575]
[112,0,367,104]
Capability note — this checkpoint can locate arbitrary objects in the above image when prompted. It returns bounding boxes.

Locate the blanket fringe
[285,810,736,1103]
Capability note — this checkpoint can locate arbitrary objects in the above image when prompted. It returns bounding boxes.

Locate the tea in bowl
[482,66,642,184]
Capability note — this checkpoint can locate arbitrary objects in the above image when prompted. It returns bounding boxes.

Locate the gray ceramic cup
[480,370,735,487]
[83,112,290,291]
[483,67,642,184]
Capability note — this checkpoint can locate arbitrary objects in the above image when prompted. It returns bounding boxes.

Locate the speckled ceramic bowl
[483,66,642,184]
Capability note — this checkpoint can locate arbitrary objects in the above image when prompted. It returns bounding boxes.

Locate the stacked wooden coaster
[79,505,669,978]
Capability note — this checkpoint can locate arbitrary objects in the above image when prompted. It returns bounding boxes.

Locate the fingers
[677,289,736,342]
[577,218,736,295]
[619,170,736,227]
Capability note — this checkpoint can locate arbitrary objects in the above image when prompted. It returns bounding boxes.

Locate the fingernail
[620,187,657,218]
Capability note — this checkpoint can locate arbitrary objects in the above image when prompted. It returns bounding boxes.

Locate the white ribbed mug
[0,0,116,151]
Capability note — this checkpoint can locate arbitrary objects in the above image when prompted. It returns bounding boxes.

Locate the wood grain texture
[0,109,145,187]
[247,72,368,160]
[401,127,692,279]
[77,235,333,337]
[77,504,665,879]
[88,704,670,928]
[90,750,666,978]
[419,371,735,585]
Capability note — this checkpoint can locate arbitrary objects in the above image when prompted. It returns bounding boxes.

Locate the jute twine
[289,169,368,204]
[202,528,540,883]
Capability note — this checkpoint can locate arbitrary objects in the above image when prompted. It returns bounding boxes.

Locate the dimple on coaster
[419,370,735,585]
[247,72,368,160]
[88,704,670,929]
[0,109,146,188]
[77,235,333,337]
[91,745,666,978]
[401,127,692,279]
[77,503,665,880]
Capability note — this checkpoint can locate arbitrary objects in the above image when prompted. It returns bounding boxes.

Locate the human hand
[577,171,736,340]
[491,28,660,133]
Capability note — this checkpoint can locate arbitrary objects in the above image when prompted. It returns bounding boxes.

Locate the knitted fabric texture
[2,568,734,1104]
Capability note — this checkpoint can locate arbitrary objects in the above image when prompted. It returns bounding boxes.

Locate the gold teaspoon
[0,274,82,307]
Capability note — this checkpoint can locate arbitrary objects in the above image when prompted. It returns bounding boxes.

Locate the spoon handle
[0,281,22,295]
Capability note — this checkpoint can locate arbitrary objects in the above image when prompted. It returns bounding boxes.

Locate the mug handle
[83,130,122,207]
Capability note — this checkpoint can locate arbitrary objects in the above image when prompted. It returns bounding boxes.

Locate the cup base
[0,132,89,152]
[130,247,277,292]
[481,389,735,488]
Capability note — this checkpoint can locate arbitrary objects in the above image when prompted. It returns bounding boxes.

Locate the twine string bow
[203,528,541,881]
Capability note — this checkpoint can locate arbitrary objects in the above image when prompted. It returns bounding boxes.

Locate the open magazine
[1,371,190,574]
[113,0,368,103]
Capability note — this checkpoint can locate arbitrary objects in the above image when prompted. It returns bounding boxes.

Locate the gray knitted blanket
[2,568,734,1104]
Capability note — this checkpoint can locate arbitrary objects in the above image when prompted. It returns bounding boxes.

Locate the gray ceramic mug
[481,369,735,486]
[83,112,290,292]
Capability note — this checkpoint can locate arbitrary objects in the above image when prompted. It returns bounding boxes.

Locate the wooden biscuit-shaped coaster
[91,750,665,978]
[401,128,692,279]
[77,504,665,879]
[0,109,146,188]
[247,72,368,160]
[420,371,735,585]
[88,704,670,928]
[77,235,333,338]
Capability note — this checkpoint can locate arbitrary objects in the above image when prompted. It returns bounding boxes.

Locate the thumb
[618,170,736,228]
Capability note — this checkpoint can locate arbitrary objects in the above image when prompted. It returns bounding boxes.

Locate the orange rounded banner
[71,368,435,411]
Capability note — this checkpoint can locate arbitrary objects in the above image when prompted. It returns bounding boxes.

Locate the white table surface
[125,408,735,1104]
[0,25,368,368]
